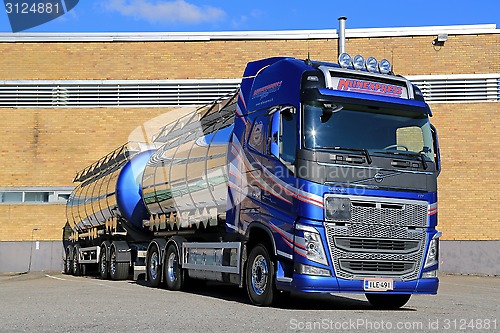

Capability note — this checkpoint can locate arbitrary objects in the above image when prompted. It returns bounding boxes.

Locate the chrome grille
[350,200,428,227]
[325,223,426,281]
[335,237,420,253]
[339,260,415,275]
[324,196,428,281]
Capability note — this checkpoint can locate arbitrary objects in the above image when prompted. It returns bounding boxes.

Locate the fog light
[422,270,438,278]
[297,263,331,276]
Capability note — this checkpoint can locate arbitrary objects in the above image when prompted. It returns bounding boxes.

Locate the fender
[147,238,167,264]
[246,222,277,256]
[165,236,187,266]
[111,241,131,263]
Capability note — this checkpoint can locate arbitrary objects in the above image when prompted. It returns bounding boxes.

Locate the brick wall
[0,32,498,241]
[1,34,498,81]
[431,103,500,240]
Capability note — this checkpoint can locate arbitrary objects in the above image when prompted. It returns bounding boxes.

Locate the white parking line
[45,274,66,281]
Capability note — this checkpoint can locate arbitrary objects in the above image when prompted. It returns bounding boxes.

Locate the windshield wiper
[374,150,428,170]
[320,146,372,165]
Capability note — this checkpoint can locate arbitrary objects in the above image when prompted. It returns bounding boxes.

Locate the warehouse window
[0,188,73,204]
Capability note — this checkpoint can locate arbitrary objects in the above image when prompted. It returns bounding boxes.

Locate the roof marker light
[353,54,365,70]
[338,52,352,68]
[379,58,391,74]
[366,56,378,73]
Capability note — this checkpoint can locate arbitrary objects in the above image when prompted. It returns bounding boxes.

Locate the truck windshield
[302,101,434,160]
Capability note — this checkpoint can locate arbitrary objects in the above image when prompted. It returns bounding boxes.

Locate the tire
[365,294,411,309]
[146,244,162,287]
[109,246,129,280]
[164,244,184,291]
[245,244,277,306]
[72,247,81,276]
[98,246,109,279]
[63,246,72,274]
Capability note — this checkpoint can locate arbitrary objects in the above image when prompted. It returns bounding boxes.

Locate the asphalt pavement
[0,272,498,332]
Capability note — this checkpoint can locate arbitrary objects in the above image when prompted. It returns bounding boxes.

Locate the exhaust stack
[338,16,347,57]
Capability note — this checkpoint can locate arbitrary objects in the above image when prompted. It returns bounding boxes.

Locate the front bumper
[277,274,439,294]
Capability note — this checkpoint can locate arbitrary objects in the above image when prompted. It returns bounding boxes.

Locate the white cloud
[104,0,225,24]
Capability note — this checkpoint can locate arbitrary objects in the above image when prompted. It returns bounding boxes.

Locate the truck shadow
[133,278,415,311]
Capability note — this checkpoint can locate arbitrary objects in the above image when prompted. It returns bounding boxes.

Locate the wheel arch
[147,238,167,264]
[165,236,186,263]
[246,223,277,256]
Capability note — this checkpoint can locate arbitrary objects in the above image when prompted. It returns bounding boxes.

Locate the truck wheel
[72,247,81,276]
[365,294,411,309]
[98,246,109,279]
[64,246,72,274]
[164,244,184,291]
[146,244,161,287]
[245,244,277,306]
[109,246,129,280]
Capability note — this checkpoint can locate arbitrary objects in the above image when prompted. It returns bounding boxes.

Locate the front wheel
[245,244,277,306]
[365,294,411,309]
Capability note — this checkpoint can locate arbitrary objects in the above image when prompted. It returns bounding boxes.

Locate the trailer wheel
[63,246,72,274]
[365,294,411,309]
[164,244,184,291]
[109,246,129,280]
[98,246,109,279]
[146,244,161,287]
[245,244,277,306]
[72,247,81,276]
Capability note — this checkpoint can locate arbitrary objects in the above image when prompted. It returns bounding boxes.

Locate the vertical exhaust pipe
[338,16,347,57]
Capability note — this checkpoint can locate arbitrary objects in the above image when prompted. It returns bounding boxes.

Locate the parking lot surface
[0,272,498,332]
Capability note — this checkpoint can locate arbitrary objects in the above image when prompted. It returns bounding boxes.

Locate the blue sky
[1,0,499,33]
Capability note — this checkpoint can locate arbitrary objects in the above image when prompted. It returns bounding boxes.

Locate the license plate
[364,278,394,291]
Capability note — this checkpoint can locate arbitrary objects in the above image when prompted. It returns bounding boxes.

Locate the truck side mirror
[270,112,280,157]
[430,124,441,175]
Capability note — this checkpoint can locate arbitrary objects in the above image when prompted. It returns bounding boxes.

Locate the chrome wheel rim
[72,251,78,273]
[149,251,159,280]
[100,251,106,275]
[251,254,268,296]
[167,251,177,283]
[110,251,116,276]
[65,251,71,272]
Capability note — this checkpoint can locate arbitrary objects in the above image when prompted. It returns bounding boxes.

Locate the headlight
[296,225,328,266]
[325,197,351,221]
[424,233,440,268]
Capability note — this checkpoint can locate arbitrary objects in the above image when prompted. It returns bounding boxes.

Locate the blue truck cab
[229,54,441,307]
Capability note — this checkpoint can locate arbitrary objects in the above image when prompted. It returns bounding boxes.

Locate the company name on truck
[252,81,283,99]
[334,78,406,98]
